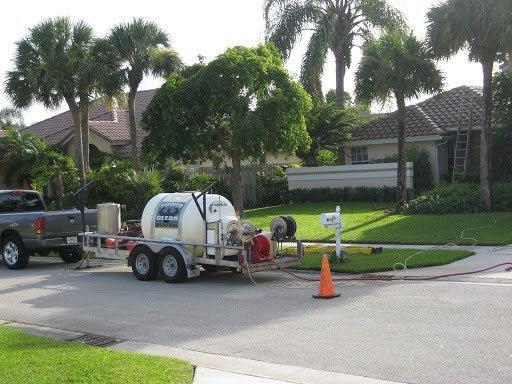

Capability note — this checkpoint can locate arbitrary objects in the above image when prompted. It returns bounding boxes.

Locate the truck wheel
[1,236,29,270]
[160,251,186,283]
[131,248,158,281]
[59,248,83,263]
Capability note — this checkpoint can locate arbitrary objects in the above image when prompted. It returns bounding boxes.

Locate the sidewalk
[2,320,407,384]
[292,242,512,280]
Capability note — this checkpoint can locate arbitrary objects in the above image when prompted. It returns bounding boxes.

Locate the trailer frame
[79,232,299,280]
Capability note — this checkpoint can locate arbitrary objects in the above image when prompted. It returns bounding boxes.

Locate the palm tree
[0,128,45,187]
[0,107,24,129]
[79,38,127,172]
[108,19,182,170]
[264,0,404,107]
[426,0,512,210]
[355,32,443,209]
[5,17,94,183]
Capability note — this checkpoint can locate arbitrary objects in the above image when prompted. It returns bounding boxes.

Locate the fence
[187,164,278,208]
[287,162,414,190]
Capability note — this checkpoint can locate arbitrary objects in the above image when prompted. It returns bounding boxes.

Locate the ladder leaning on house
[451,93,475,181]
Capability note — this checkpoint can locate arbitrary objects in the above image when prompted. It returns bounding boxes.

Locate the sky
[0,0,483,126]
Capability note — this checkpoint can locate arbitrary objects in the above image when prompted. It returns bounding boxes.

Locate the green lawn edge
[288,247,475,274]
[0,326,194,384]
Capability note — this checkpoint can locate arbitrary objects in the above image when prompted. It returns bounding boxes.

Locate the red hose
[271,260,512,282]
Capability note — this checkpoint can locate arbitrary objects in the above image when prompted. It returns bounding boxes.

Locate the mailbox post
[320,206,344,262]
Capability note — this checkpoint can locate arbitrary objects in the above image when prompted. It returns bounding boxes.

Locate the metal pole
[336,206,341,262]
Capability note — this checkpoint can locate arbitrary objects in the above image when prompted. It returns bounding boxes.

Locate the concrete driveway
[0,256,511,384]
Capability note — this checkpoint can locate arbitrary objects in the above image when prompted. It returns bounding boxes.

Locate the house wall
[287,162,414,190]
[63,131,114,158]
[343,138,443,185]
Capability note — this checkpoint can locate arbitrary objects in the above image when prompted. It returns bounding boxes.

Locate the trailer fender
[157,244,191,265]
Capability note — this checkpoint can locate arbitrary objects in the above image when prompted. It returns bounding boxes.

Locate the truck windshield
[0,192,45,213]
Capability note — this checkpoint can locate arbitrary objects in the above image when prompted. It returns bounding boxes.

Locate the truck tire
[59,248,83,263]
[1,235,30,270]
[131,247,158,281]
[160,251,187,283]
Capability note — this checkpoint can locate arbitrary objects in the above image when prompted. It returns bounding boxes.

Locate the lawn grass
[246,202,512,245]
[293,246,474,274]
[0,326,193,384]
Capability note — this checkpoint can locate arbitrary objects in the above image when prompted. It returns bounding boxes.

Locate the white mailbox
[320,206,344,261]
[320,206,343,229]
[320,212,341,228]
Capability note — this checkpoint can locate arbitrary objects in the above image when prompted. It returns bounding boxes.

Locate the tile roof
[24,89,157,155]
[350,86,483,142]
[0,130,5,138]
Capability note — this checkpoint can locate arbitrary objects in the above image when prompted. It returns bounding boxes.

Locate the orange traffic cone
[313,254,341,299]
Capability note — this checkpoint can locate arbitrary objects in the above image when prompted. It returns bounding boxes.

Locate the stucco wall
[344,139,442,184]
[63,131,114,157]
[288,162,414,190]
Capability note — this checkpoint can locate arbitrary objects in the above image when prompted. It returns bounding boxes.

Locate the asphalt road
[0,257,511,384]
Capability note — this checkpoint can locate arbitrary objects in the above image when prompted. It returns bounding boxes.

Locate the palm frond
[265,1,321,59]
[426,1,466,59]
[355,32,443,104]
[151,48,184,78]
[300,23,330,103]
[358,0,406,32]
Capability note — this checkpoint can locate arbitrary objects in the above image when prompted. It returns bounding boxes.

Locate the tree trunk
[66,98,86,185]
[55,172,64,209]
[128,88,140,170]
[230,154,244,217]
[81,102,90,172]
[480,61,493,210]
[334,53,346,108]
[395,95,408,209]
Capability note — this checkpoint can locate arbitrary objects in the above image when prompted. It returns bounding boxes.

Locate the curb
[2,319,407,384]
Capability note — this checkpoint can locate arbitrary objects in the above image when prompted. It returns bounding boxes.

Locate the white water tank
[140,193,240,257]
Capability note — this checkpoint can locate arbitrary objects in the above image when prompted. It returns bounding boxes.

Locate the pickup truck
[0,190,96,270]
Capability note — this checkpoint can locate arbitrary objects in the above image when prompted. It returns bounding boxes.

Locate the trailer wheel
[131,247,158,281]
[1,235,29,270]
[160,251,186,284]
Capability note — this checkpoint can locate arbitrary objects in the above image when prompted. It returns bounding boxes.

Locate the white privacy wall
[287,162,414,190]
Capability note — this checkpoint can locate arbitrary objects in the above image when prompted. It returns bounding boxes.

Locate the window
[350,147,369,164]
[0,192,44,213]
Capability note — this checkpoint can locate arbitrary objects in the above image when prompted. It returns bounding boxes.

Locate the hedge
[403,182,512,214]
[289,186,410,203]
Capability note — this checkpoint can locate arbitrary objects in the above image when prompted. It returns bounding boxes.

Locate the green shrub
[380,146,433,192]
[162,160,186,192]
[183,172,231,197]
[86,161,163,220]
[289,186,404,203]
[402,183,480,214]
[493,182,512,211]
[403,182,512,214]
[256,166,289,206]
[314,149,338,166]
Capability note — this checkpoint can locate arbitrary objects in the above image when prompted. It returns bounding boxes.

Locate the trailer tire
[59,248,83,263]
[160,250,187,284]
[131,247,158,281]
[1,235,30,270]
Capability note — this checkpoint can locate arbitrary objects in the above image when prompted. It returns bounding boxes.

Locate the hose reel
[270,216,297,240]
